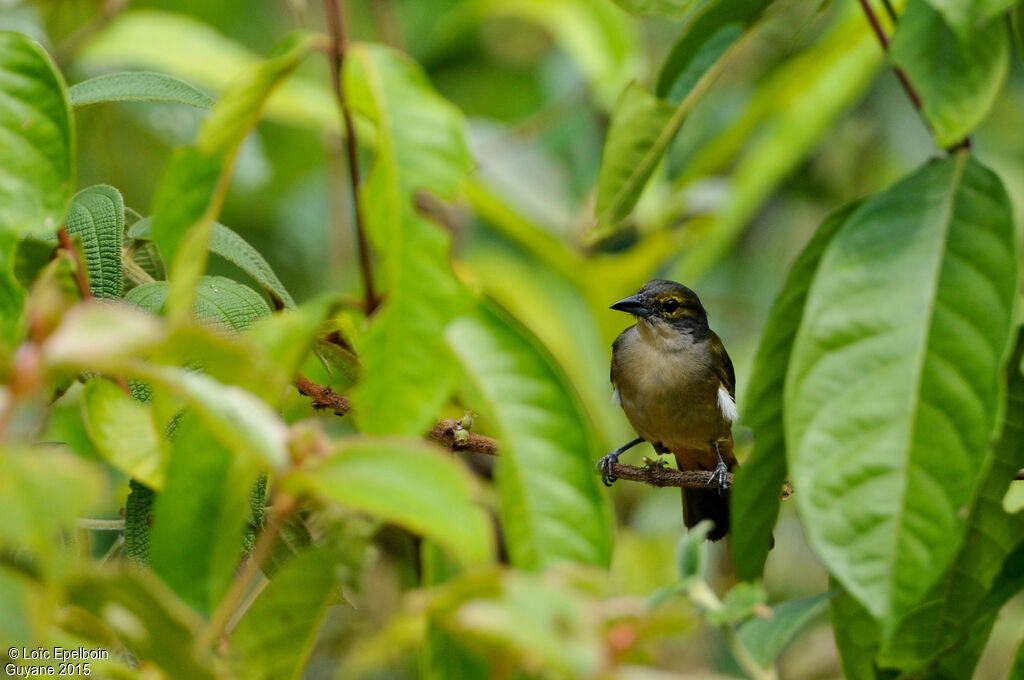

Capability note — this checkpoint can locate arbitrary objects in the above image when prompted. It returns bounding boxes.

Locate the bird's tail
[682,486,731,541]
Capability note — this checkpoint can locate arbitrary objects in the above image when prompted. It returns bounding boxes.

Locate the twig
[855,0,922,110]
[76,518,126,531]
[430,418,498,456]
[295,374,351,415]
[58,226,93,302]
[198,492,295,651]
[324,0,380,315]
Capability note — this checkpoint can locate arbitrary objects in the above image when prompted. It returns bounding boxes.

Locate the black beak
[610,295,648,317]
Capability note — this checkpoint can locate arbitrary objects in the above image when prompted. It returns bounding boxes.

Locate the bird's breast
[612,327,727,453]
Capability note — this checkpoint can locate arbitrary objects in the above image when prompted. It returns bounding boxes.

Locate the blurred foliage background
[3,0,1024,677]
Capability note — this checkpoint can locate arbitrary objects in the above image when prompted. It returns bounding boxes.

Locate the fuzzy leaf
[65,184,124,299]
[69,71,214,109]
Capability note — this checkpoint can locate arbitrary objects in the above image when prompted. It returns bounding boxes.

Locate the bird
[597,279,737,541]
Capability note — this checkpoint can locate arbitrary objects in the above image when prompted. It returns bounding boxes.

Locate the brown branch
[430,418,498,456]
[856,0,922,110]
[324,0,380,315]
[295,374,351,415]
[58,226,93,302]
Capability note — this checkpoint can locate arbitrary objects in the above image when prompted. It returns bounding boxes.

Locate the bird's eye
[662,298,679,313]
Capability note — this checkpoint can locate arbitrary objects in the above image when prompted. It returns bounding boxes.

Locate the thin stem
[856,0,922,110]
[324,0,380,315]
[879,0,898,23]
[198,493,295,650]
[58,227,94,302]
[76,518,126,531]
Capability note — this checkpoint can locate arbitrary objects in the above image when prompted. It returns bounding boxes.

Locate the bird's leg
[597,437,644,487]
[706,441,730,494]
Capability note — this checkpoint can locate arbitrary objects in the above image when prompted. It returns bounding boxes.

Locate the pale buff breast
[611,323,731,456]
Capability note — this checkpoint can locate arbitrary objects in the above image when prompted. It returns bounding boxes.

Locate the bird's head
[611,279,709,338]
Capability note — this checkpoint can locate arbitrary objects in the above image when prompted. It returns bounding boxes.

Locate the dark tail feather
[682,487,730,541]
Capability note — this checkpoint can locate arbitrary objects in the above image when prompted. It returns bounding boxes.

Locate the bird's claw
[597,452,620,487]
[706,461,730,495]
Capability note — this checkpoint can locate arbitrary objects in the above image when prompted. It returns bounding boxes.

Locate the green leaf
[125,479,154,564]
[736,591,834,668]
[229,547,339,680]
[65,184,124,299]
[877,329,1024,671]
[344,43,472,435]
[0,31,73,237]
[731,203,859,582]
[446,304,611,569]
[921,0,1017,42]
[1010,633,1024,680]
[69,71,214,109]
[125,276,272,332]
[671,14,881,283]
[285,437,493,566]
[77,11,336,132]
[208,223,295,309]
[0,446,105,574]
[830,585,881,680]
[129,218,295,310]
[150,412,260,614]
[610,0,697,18]
[891,0,1009,148]
[655,0,772,101]
[785,154,1019,633]
[0,231,24,346]
[149,33,315,320]
[592,81,675,233]
[42,302,165,371]
[676,520,714,580]
[66,567,230,680]
[81,379,167,489]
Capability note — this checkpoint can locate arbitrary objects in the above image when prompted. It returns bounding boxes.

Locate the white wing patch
[718,386,737,422]
[611,387,621,407]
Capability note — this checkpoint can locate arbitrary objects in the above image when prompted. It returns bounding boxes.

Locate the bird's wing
[709,332,736,399]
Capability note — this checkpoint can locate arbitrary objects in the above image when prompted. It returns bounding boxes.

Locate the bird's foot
[706,460,730,495]
[597,452,620,487]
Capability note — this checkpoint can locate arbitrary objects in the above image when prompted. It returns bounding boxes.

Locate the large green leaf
[0,446,104,574]
[0,231,23,345]
[150,412,260,614]
[64,184,124,299]
[125,276,271,332]
[69,71,214,110]
[671,14,881,283]
[1011,633,1024,680]
[0,31,73,237]
[592,81,675,234]
[229,547,339,680]
[921,0,1018,42]
[877,329,1024,671]
[731,203,859,581]
[81,379,166,489]
[737,591,834,668]
[830,585,881,680]
[129,218,295,310]
[785,154,1018,633]
[446,304,612,569]
[149,33,315,320]
[344,43,472,435]
[66,567,229,680]
[77,11,336,132]
[655,0,772,101]
[891,0,1009,148]
[610,0,696,17]
[285,438,493,566]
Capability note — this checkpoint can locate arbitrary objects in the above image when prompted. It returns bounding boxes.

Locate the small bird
[598,280,737,541]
